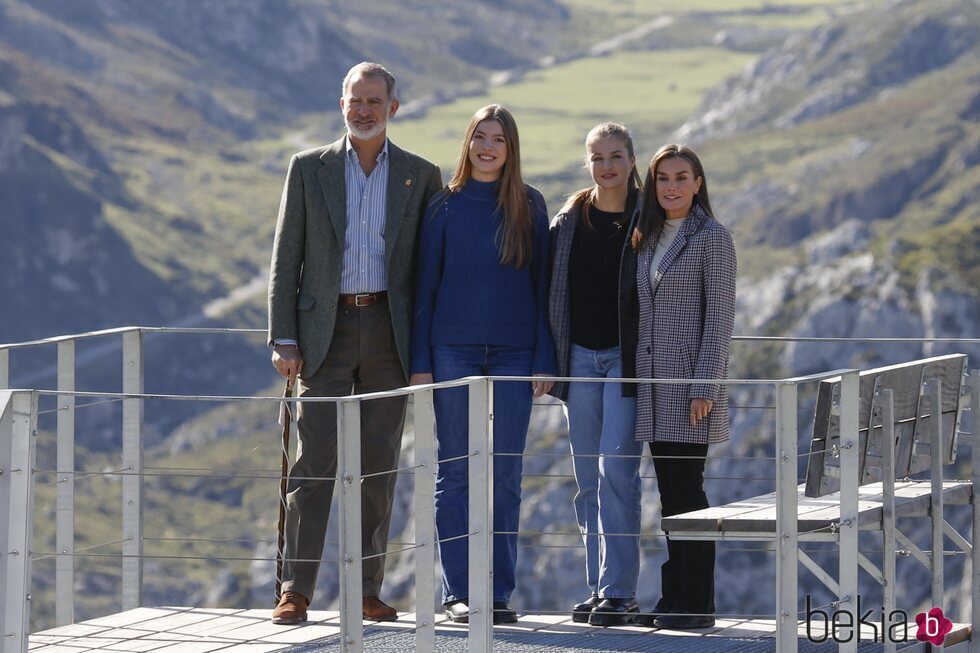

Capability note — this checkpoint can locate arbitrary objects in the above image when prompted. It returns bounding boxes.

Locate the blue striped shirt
[341,136,389,293]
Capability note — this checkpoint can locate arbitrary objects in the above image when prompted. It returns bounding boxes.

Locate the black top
[568,206,628,350]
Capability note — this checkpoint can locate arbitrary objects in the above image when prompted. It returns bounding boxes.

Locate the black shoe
[636,598,672,627]
[445,600,469,623]
[572,594,600,623]
[492,601,518,624]
[653,611,715,630]
[588,598,639,627]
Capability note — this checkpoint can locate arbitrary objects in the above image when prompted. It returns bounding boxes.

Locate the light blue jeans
[565,344,641,598]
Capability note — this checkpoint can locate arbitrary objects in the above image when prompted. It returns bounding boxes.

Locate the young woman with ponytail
[547,123,645,626]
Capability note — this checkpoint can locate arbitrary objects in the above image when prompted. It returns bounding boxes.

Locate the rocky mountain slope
[691,0,980,619]
[690,0,980,374]
[0,0,581,442]
[0,0,575,346]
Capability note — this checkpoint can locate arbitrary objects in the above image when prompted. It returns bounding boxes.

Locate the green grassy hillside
[0,0,863,347]
[393,48,755,179]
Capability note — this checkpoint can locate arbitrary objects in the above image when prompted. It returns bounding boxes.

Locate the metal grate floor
[288,628,894,652]
[30,607,964,652]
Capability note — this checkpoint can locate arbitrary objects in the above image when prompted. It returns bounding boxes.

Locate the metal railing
[1,327,979,653]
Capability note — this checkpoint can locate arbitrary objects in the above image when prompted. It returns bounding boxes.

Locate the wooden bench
[660,480,972,541]
[661,354,971,541]
[657,353,976,649]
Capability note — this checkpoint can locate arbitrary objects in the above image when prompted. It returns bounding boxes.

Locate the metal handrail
[2,328,977,653]
[4,326,980,351]
[0,326,264,350]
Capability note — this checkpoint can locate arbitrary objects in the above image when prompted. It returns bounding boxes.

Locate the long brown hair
[448,104,532,268]
[631,143,714,250]
[562,122,643,231]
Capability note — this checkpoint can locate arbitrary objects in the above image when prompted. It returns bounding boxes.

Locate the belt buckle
[354,293,372,307]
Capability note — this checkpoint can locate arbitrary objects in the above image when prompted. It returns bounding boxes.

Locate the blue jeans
[565,344,641,598]
[432,344,533,605]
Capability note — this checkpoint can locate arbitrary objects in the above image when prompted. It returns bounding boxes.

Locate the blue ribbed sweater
[410,179,557,375]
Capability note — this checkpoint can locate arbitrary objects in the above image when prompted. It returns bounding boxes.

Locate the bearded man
[267,61,442,624]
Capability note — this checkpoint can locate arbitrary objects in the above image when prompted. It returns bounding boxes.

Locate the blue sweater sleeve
[410,193,447,375]
[529,189,558,374]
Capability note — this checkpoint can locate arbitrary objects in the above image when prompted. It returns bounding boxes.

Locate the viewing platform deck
[29,606,973,652]
[4,328,980,653]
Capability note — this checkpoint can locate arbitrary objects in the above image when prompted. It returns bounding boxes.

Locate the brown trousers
[280,299,407,600]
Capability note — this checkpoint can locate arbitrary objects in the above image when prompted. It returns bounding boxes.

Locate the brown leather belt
[339,291,387,307]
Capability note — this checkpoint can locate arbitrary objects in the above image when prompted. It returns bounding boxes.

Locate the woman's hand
[532,374,554,399]
[690,398,714,427]
[409,373,434,386]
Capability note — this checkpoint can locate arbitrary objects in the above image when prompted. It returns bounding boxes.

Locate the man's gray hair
[342,62,398,101]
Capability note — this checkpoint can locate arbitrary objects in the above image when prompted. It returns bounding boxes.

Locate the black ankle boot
[492,601,517,624]
[588,598,639,627]
[572,594,600,623]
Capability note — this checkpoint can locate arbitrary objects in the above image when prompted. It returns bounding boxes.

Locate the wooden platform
[27,607,971,652]
[662,480,974,540]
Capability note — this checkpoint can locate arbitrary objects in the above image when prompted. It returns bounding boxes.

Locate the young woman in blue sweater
[410,104,556,624]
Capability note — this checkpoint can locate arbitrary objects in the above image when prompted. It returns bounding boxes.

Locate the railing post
[413,389,436,651]
[2,391,37,653]
[337,398,363,653]
[971,371,980,653]
[880,389,897,653]
[468,378,492,651]
[121,330,144,611]
[0,349,8,389]
[838,370,860,653]
[927,379,944,610]
[1,392,14,652]
[56,341,75,625]
[0,393,8,651]
[774,380,799,653]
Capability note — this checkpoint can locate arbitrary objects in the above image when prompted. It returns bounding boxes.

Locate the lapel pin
[405,178,413,186]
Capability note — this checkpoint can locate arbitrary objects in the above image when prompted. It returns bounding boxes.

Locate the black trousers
[649,441,715,615]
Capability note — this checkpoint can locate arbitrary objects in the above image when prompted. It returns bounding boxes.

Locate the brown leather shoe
[363,595,398,621]
[272,591,309,625]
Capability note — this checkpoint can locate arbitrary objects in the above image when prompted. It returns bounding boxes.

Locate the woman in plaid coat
[629,144,736,630]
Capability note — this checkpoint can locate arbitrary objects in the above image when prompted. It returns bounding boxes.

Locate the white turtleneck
[648,216,687,287]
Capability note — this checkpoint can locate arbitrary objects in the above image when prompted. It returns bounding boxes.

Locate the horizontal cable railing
[2,329,978,653]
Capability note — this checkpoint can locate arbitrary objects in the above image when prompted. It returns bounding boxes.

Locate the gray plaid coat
[634,204,737,444]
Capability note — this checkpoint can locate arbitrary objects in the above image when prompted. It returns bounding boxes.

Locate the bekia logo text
[805,595,908,644]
